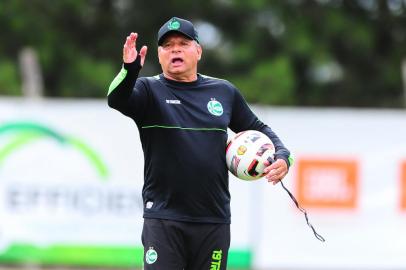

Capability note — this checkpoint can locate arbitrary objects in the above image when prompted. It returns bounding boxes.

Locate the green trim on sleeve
[107,66,128,96]
[288,154,294,166]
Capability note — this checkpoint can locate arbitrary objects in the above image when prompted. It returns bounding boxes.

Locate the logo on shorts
[145,247,158,264]
[207,98,223,116]
[146,201,154,209]
[210,249,223,270]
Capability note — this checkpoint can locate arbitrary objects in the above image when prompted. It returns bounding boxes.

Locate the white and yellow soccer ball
[226,130,275,181]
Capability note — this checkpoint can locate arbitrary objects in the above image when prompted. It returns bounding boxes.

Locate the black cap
[157,17,199,46]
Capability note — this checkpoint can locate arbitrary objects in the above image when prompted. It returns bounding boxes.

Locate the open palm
[123,32,148,65]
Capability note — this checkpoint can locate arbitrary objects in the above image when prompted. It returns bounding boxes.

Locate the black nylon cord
[280,180,326,242]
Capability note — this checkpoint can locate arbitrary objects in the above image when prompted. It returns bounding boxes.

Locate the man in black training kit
[108,17,292,270]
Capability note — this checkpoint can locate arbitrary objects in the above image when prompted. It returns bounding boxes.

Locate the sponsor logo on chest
[166,99,181,104]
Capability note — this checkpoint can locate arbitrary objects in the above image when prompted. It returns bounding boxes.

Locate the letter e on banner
[296,158,358,209]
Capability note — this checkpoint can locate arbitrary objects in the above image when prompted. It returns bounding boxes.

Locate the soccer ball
[226,130,275,181]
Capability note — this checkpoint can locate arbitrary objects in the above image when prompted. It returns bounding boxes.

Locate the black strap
[280,180,326,242]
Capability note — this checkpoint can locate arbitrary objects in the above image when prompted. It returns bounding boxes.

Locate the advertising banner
[1,99,406,269]
[0,99,251,268]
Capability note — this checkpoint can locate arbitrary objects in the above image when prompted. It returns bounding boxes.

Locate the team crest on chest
[207,98,223,116]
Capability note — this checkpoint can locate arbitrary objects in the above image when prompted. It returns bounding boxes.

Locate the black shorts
[141,218,230,270]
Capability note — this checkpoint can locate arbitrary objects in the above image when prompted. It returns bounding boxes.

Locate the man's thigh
[141,218,186,269]
[185,222,230,270]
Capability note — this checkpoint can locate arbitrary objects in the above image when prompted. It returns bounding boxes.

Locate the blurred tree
[0,59,20,95]
[0,0,405,108]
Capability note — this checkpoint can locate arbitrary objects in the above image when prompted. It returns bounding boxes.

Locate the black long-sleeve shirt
[108,58,291,224]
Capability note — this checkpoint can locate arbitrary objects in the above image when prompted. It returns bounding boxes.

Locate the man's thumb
[139,46,148,66]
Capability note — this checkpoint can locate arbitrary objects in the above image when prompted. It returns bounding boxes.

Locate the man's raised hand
[123,32,148,66]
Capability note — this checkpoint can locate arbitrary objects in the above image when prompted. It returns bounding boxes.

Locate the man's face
[158,33,202,81]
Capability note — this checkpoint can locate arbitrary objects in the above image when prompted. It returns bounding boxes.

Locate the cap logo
[168,18,180,30]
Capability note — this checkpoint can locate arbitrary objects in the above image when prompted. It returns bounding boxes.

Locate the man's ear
[157,47,162,64]
[197,44,202,61]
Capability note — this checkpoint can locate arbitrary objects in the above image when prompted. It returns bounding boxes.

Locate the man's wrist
[123,56,142,72]
[274,155,290,169]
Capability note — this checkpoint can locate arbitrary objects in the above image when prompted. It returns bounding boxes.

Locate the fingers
[125,32,137,48]
[123,33,136,54]
[123,33,137,63]
[263,159,288,185]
